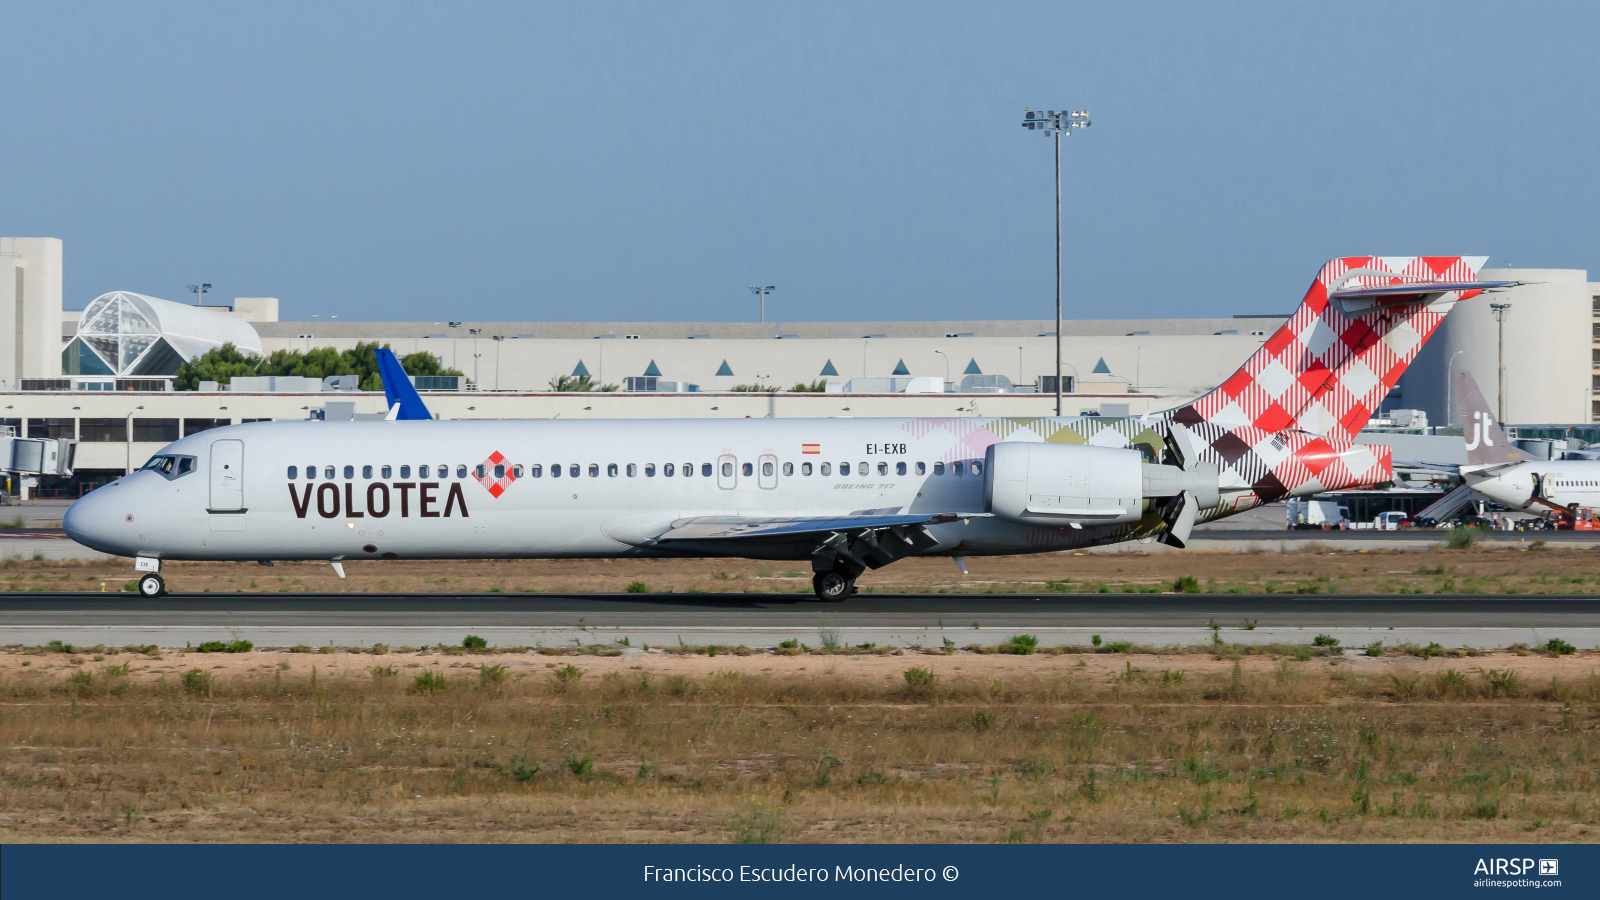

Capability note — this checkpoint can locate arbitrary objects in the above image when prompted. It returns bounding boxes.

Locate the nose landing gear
[137,573,166,598]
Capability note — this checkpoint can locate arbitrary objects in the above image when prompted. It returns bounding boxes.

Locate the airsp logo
[1473,858,1553,876]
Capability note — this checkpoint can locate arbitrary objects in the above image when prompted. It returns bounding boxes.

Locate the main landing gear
[137,573,166,598]
[811,569,860,602]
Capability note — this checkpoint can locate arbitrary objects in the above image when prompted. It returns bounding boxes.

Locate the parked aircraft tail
[1454,368,1532,467]
[1164,256,1514,503]
[374,348,433,420]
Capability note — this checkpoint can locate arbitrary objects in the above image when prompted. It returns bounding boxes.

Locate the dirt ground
[2,642,1594,687]
[1,645,1596,843]
[11,542,1600,595]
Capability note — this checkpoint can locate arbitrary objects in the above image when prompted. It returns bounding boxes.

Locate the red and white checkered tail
[1183,256,1489,443]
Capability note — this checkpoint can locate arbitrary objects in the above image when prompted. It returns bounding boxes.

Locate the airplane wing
[1398,459,1526,478]
[653,511,977,541]
[650,511,986,573]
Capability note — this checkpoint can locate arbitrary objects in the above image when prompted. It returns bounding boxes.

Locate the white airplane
[1444,369,1600,516]
[64,256,1512,600]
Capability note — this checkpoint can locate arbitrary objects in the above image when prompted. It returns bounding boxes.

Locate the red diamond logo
[475,450,516,498]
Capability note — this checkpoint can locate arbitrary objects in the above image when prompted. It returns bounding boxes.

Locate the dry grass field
[7,540,1600,596]
[1,645,1596,843]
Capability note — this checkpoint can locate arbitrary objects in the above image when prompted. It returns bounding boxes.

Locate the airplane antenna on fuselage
[374,348,434,420]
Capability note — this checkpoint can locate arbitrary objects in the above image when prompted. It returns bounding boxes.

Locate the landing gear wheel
[812,570,853,602]
[137,573,166,598]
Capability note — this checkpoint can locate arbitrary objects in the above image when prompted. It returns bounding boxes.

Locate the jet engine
[984,443,1145,526]
[984,435,1220,546]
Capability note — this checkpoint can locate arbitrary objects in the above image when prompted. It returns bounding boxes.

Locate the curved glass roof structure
[63,291,264,377]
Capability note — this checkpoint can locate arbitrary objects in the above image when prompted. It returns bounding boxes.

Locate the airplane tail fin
[1454,368,1531,466]
[374,348,433,420]
[1183,256,1504,440]
[1164,256,1513,502]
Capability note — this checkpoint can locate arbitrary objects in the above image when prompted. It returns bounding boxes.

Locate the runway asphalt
[2,591,1598,624]
[2,591,1596,651]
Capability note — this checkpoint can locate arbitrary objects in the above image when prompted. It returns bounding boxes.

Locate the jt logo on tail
[1464,410,1496,452]
[1454,369,1532,466]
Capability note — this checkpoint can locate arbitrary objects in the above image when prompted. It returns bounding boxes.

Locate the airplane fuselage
[1464,460,1600,513]
[65,417,1178,563]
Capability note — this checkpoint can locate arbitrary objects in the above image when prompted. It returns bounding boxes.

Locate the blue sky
[4,2,1597,323]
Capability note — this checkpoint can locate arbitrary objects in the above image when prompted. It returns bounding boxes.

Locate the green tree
[548,374,618,392]
[175,341,461,391]
[173,343,260,391]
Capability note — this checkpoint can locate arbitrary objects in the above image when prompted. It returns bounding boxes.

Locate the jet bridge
[0,426,77,502]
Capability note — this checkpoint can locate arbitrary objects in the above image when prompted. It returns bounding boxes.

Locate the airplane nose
[64,485,125,554]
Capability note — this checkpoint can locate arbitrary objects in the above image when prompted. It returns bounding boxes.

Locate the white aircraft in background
[1442,369,1600,516]
[63,256,1512,600]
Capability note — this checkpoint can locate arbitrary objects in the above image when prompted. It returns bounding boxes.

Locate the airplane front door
[209,440,244,510]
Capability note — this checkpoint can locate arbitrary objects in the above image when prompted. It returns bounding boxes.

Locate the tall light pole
[469,328,483,388]
[1021,106,1090,416]
[492,335,504,390]
[448,321,463,370]
[184,283,212,307]
[1490,303,1512,424]
[934,349,950,386]
[748,285,776,324]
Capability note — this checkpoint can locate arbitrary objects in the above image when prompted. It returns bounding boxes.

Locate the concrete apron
[1094,537,1600,553]
[3,625,1596,652]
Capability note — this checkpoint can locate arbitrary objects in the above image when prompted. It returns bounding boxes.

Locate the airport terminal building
[5,236,1599,494]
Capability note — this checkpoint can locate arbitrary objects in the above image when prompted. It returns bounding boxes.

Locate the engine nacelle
[984,442,1222,528]
[984,442,1145,525]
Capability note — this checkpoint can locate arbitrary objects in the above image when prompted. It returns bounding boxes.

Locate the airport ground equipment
[0,426,77,503]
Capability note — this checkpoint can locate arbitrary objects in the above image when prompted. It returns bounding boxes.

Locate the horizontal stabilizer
[1394,460,1462,475]
[1330,279,1518,300]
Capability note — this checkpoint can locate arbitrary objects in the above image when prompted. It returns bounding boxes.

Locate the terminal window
[27,419,75,440]
[79,419,127,442]
[183,418,231,437]
[133,419,179,442]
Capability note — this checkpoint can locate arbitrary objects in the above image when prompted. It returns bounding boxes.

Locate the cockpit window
[141,454,197,481]
[142,456,175,474]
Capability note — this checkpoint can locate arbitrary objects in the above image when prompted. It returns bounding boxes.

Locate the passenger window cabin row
[287,464,522,480]
[285,460,985,480]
